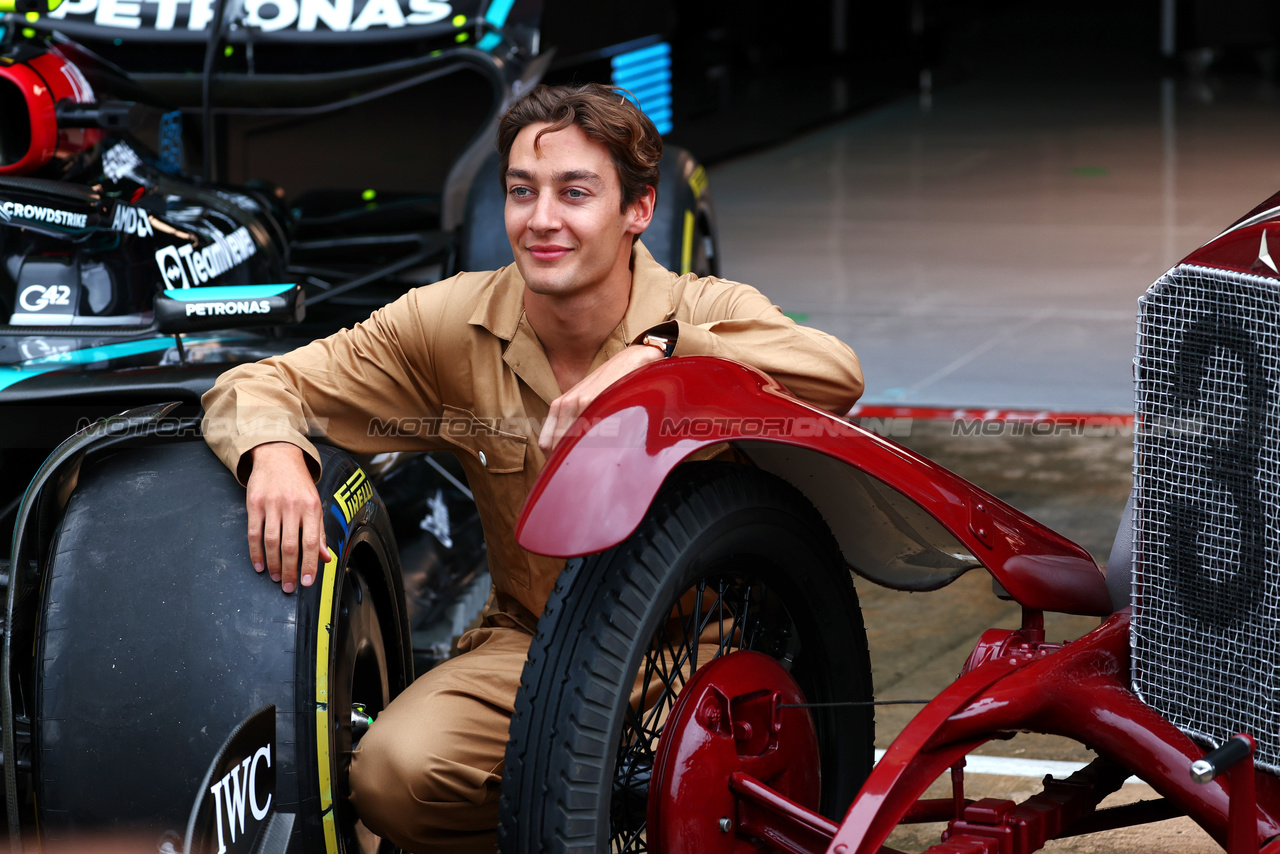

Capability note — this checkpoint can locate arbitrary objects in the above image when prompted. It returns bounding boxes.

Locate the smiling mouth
[528,246,571,261]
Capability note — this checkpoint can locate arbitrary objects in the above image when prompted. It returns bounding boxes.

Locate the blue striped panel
[612,41,674,137]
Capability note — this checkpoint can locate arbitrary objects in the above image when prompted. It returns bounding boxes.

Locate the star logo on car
[1260,230,1278,273]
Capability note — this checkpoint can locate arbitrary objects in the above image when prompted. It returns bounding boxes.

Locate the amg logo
[185,299,270,317]
[208,744,272,854]
[112,203,154,237]
[335,468,372,524]
[0,201,88,229]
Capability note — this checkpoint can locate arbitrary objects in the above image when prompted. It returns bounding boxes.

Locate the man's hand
[539,344,664,453]
[245,442,331,593]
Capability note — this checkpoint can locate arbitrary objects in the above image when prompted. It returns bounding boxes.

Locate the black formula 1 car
[0,1,719,849]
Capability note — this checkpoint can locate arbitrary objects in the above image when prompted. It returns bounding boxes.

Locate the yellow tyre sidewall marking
[680,209,695,274]
[316,548,340,854]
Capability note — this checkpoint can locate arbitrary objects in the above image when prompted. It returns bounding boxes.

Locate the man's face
[504,122,652,298]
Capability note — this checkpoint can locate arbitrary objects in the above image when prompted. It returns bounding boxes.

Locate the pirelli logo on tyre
[334,469,372,525]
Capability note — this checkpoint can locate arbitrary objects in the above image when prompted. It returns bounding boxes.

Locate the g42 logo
[19,285,72,312]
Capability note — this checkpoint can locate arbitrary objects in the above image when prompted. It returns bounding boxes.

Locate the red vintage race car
[496,191,1280,854]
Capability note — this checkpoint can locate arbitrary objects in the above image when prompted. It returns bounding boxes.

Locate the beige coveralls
[201,241,864,853]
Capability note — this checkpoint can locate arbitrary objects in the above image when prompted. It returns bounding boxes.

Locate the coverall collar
[469,239,678,405]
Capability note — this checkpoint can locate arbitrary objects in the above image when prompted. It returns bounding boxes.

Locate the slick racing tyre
[498,463,874,853]
[645,145,719,278]
[35,440,410,853]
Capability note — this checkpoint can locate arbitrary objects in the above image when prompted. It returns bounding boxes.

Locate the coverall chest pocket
[439,405,532,589]
[439,406,528,473]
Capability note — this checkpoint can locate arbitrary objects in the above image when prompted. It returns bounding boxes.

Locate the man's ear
[626,185,657,235]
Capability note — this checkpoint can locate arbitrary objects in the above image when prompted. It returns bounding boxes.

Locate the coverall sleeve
[201,283,450,484]
[654,276,865,414]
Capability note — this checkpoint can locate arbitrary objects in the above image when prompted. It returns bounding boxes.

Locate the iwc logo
[208,743,273,854]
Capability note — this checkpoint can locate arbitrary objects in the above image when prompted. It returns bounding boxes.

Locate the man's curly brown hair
[497,83,663,212]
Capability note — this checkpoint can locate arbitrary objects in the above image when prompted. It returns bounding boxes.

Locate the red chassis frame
[515,356,1280,854]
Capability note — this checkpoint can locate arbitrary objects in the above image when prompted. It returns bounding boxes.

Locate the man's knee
[351,714,497,809]
[348,686,509,852]
[347,628,526,850]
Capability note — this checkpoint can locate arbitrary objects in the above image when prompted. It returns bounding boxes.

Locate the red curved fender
[516,357,1112,617]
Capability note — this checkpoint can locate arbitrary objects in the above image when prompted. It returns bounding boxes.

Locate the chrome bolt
[719,817,732,833]
[352,703,374,739]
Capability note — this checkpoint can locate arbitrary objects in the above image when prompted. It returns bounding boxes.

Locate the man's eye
[510,187,532,198]
[566,188,585,199]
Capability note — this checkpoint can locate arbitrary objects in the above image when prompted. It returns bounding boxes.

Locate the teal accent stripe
[162,284,294,301]
[483,0,515,26]
[0,336,217,392]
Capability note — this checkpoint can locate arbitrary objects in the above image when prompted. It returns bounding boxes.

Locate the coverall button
[479,451,488,467]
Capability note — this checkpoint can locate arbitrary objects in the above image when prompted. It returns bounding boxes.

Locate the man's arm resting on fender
[637,315,865,415]
[539,344,665,452]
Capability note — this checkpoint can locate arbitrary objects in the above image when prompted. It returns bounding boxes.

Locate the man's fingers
[279,507,301,593]
[246,500,265,573]
[538,409,561,452]
[300,507,324,588]
[263,505,283,582]
[541,396,588,452]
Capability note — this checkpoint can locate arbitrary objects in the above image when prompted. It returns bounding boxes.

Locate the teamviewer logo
[155,245,191,289]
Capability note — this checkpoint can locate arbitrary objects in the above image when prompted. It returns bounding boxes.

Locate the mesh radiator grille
[1133,263,1280,773]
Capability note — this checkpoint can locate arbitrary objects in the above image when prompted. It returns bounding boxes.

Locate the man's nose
[528,193,560,232]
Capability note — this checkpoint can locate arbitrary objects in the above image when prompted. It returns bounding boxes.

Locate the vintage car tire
[498,462,873,853]
[34,440,410,853]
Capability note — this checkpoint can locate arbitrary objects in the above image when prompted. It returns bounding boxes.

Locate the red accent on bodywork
[517,357,1112,617]
[1184,222,1280,280]
[826,610,1280,854]
[847,403,1133,426]
[0,49,100,176]
[1181,189,1280,279]
[0,61,59,175]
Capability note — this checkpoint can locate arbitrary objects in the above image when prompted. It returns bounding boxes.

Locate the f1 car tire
[456,151,514,274]
[34,440,410,854]
[497,462,874,853]
[645,145,719,279]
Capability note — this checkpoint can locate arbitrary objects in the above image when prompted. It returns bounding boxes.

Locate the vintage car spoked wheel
[499,462,874,853]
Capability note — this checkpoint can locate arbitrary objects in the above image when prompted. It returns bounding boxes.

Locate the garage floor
[710,44,1280,413]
